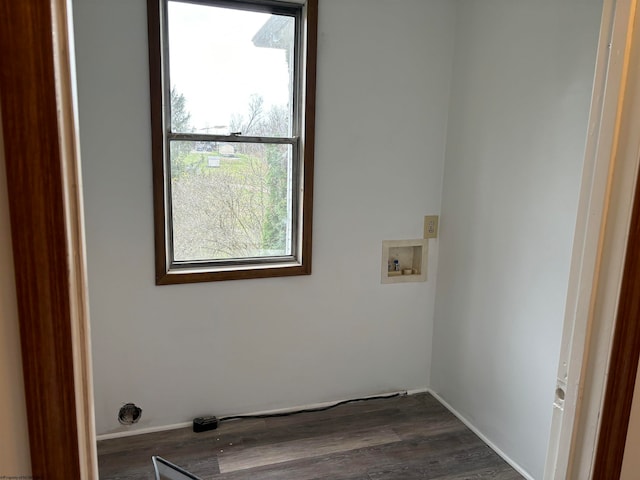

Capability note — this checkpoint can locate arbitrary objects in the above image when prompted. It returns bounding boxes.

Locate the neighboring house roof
[252,16,293,50]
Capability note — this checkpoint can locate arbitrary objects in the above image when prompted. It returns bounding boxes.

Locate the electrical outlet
[424,215,439,239]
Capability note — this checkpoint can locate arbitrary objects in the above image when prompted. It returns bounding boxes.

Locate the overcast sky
[168,1,291,133]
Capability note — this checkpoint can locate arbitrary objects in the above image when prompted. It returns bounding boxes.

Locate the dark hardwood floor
[98,393,525,479]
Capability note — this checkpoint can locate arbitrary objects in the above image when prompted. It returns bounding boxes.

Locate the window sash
[164,0,300,266]
[164,0,301,139]
[167,0,302,16]
[165,138,301,268]
[168,133,297,145]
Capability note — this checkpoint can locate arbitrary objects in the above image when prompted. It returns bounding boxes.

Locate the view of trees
[169,88,291,261]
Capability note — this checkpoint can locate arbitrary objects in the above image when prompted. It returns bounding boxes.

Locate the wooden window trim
[147,0,318,285]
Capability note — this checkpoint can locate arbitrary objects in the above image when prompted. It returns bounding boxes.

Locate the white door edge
[544,0,640,478]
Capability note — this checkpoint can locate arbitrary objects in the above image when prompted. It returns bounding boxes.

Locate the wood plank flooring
[97,393,525,480]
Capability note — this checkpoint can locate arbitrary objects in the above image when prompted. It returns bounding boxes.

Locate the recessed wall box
[381,239,428,284]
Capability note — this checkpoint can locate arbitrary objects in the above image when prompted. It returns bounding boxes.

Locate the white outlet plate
[424,215,439,239]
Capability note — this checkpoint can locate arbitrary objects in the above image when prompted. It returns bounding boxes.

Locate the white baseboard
[406,387,429,395]
[427,389,535,480]
[97,421,192,441]
[96,388,428,442]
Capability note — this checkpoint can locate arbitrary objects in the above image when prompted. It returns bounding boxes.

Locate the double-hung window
[147,0,317,284]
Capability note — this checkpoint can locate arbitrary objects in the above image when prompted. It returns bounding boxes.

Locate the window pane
[168,1,295,137]
[170,141,294,262]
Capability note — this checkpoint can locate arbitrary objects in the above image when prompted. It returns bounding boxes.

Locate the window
[147,0,317,284]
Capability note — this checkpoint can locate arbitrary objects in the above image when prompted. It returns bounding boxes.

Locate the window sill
[157,261,311,285]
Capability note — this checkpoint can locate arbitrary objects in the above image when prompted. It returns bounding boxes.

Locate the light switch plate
[424,215,439,239]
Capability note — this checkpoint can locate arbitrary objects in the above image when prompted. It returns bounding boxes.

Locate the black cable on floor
[218,391,407,424]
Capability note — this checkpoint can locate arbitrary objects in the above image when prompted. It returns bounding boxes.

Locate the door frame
[0,0,638,478]
[591,0,640,473]
[0,0,97,478]
[544,0,640,477]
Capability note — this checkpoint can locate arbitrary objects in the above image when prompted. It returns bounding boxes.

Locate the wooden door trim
[0,0,97,478]
[592,141,640,474]
[585,1,640,477]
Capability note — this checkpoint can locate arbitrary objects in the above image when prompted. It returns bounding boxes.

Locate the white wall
[431,1,602,478]
[73,0,456,435]
[0,110,32,474]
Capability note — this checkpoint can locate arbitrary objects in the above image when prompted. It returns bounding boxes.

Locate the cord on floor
[218,391,407,424]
